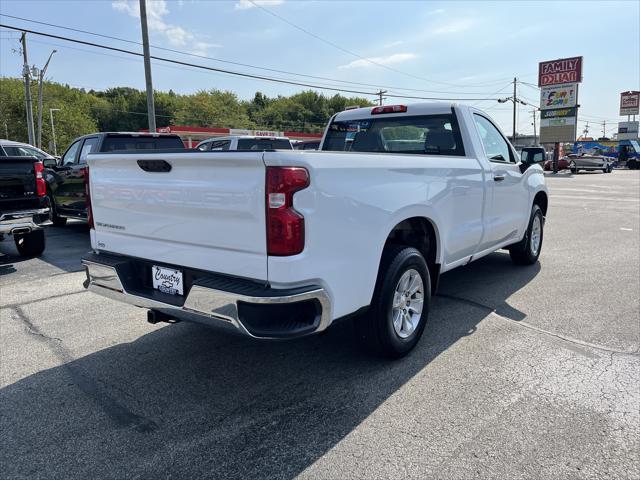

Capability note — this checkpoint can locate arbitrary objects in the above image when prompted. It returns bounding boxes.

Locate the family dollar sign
[538,57,583,87]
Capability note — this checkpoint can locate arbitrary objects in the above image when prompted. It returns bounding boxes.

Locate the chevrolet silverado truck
[81,103,548,357]
[0,156,49,256]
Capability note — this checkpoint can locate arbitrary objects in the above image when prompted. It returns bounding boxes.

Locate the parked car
[0,155,49,256]
[196,136,293,151]
[294,140,321,150]
[82,103,548,358]
[0,139,57,162]
[564,153,613,173]
[46,132,184,226]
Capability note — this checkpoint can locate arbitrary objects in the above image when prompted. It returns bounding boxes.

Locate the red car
[543,157,570,171]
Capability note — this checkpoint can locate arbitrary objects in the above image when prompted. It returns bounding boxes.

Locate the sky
[0,0,639,137]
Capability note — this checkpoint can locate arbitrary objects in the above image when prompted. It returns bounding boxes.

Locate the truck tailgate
[88,151,268,281]
[0,157,40,213]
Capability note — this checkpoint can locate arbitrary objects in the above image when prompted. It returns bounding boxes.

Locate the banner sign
[540,83,578,110]
[254,130,282,137]
[538,57,582,87]
[620,91,640,116]
[540,117,576,128]
[541,107,577,119]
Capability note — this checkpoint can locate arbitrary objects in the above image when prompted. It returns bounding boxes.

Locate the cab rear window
[102,136,185,151]
[322,114,465,156]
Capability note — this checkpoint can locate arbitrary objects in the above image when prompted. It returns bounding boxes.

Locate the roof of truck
[333,102,457,122]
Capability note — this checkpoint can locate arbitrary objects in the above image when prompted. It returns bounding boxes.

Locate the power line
[0,13,509,96]
[246,0,513,89]
[0,24,504,102]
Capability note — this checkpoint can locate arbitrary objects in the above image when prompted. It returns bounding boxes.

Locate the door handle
[493,175,505,182]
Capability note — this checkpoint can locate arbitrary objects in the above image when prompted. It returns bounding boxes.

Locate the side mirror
[43,158,58,169]
[519,147,545,173]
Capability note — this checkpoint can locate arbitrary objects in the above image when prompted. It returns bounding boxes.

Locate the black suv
[45,132,184,225]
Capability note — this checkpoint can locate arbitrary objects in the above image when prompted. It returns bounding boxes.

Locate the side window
[62,141,81,165]
[473,114,513,163]
[78,137,99,164]
[22,147,46,159]
[2,146,30,156]
[211,140,231,151]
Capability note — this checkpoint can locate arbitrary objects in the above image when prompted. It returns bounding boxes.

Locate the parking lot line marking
[620,228,634,231]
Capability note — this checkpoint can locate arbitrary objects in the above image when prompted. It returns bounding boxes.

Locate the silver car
[566,153,613,174]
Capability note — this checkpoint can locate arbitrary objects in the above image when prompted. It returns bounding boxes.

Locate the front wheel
[14,229,46,257]
[356,246,431,358]
[569,161,577,174]
[48,192,67,226]
[509,204,544,265]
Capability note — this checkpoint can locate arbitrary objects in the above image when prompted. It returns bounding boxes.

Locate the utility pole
[512,77,517,146]
[531,109,537,145]
[376,89,387,106]
[583,121,589,139]
[139,0,156,132]
[20,33,35,145]
[49,108,60,156]
[37,49,56,149]
[602,120,606,139]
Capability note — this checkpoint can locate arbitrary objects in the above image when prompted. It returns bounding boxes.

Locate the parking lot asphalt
[1,170,639,480]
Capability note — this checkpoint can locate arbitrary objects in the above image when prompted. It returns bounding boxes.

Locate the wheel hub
[391,269,424,339]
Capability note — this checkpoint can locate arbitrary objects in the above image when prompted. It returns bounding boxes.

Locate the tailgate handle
[137,159,172,173]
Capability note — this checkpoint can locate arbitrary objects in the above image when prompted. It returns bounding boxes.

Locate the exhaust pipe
[147,309,180,324]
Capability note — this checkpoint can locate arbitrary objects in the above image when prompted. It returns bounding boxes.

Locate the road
[1,170,638,479]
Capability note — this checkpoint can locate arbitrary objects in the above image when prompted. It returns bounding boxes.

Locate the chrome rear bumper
[0,208,50,235]
[81,255,331,339]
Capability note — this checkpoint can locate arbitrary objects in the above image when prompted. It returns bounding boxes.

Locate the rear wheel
[14,229,46,257]
[356,245,430,358]
[509,204,543,265]
[569,160,577,174]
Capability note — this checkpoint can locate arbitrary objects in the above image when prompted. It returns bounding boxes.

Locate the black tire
[48,192,67,226]
[356,245,431,358]
[509,204,544,265]
[14,229,46,257]
[569,161,577,174]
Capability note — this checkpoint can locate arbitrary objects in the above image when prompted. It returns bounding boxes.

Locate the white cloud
[338,53,417,69]
[235,0,285,10]
[111,0,220,52]
[430,8,445,14]
[431,18,475,35]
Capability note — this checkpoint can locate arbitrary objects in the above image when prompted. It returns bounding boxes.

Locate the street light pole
[37,49,56,149]
[20,33,35,145]
[49,108,60,156]
[139,0,157,132]
[512,77,517,146]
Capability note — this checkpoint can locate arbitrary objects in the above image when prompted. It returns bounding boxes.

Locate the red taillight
[266,167,309,256]
[34,161,46,197]
[371,105,408,115]
[83,166,94,229]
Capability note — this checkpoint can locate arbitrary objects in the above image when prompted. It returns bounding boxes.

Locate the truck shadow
[0,222,89,276]
[2,252,539,479]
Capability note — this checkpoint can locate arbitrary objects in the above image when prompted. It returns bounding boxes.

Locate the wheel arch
[533,190,548,216]
[380,216,441,295]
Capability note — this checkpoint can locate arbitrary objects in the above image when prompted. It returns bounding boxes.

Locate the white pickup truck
[82,103,548,357]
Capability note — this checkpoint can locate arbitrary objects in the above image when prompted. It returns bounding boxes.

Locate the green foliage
[0,77,374,153]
